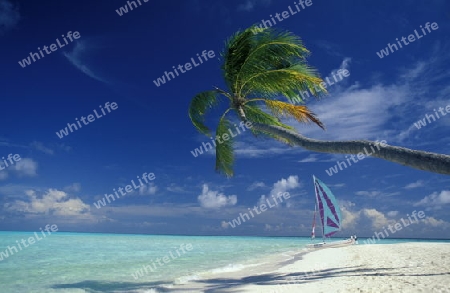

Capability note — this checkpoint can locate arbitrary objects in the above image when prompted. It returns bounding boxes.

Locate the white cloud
[332,201,448,235]
[338,206,396,231]
[167,183,188,193]
[404,180,425,189]
[264,223,283,231]
[247,181,266,191]
[257,193,293,208]
[64,183,81,193]
[197,184,237,209]
[362,208,392,229]
[6,188,90,217]
[298,154,318,163]
[355,190,400,197]
[0,157,38,179]
[292,56,450,145]
[270,175,300,196]
[221,221,229,229]
[414,190,450,209]
[329,183,346,188]
[139,183,158,195]
[421,216,450,228]
[392,46,450,144]
[257,194,269,207]
[355,191,382,197]
[387,211,399,217]
[341,207,360,230]
[324,58,351,86]
[12,158,38,176]
[294,57,352,105]
[296,83,408,141]
[255,176,300,207]
[63,41,108,83]
[339,200,359,230]
[234,143,300,158]
[30,141,54,155]
[0,0,20,35]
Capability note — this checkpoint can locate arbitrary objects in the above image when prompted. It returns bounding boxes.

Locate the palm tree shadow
[188,265,450,293]
[49,266,450,293]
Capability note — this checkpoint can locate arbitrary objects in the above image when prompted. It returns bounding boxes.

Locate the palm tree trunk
[248,121,450,176]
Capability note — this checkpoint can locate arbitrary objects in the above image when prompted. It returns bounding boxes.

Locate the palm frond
[241,64,327,102]
[265,100,325,130]
[215,117,234,177]
[221,25,326,103]
[236,29,310,85]
[244,103,295,130]
[221,26,260,93]
[188,90,220,136]
[190,26,332,177]
[244,102,297,145]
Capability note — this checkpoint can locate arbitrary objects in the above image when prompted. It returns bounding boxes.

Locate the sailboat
[306,175,356,249]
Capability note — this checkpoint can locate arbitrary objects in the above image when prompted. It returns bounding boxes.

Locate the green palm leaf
[221,27,259,93]
[188,90,220,136]
[244,103,297,145]
[241,64,327,102]
[244,103,294,130]
[236,29,310,85]
[265,100,325,130]
[215,117,234,177]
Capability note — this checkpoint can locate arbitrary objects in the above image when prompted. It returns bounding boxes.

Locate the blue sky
[1,0,449,238]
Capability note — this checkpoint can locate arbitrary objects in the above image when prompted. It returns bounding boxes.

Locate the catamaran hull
[306,239,355,249]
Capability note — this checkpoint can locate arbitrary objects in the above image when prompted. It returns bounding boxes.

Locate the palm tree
[188,25,450,177]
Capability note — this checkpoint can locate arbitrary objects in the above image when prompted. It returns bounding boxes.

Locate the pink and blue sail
[312,175,342,239]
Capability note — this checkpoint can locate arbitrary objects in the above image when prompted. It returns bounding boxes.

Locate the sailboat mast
[311,204,316,239]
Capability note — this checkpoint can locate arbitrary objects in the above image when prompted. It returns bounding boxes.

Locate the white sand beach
[173,242,450,293]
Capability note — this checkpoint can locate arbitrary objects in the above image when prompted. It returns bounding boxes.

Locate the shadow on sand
[51,266,450,293]
[191,265,450,293]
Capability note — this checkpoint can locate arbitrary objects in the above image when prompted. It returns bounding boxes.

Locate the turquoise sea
[0,232,449,293]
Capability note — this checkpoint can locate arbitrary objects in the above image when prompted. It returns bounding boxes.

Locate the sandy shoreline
[170,242,450,293]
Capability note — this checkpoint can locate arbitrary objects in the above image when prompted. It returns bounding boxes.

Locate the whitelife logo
[18,31,81,68]
[376,22,439,59]
[363,210,426,244]
[0,153,21,171]
[325,140,388,176]
[255,0,313,30]
[190,122,253,158]
[413,104,450,129]
[227,192,291,228]
[56,102,118,139]
[93,172,156,209]
[295,69,350,103]
[153,50,216,87]
[131,243,193,280]
[0,224,58,262]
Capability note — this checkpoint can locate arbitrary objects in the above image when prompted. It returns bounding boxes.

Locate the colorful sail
[313,176,342,238]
